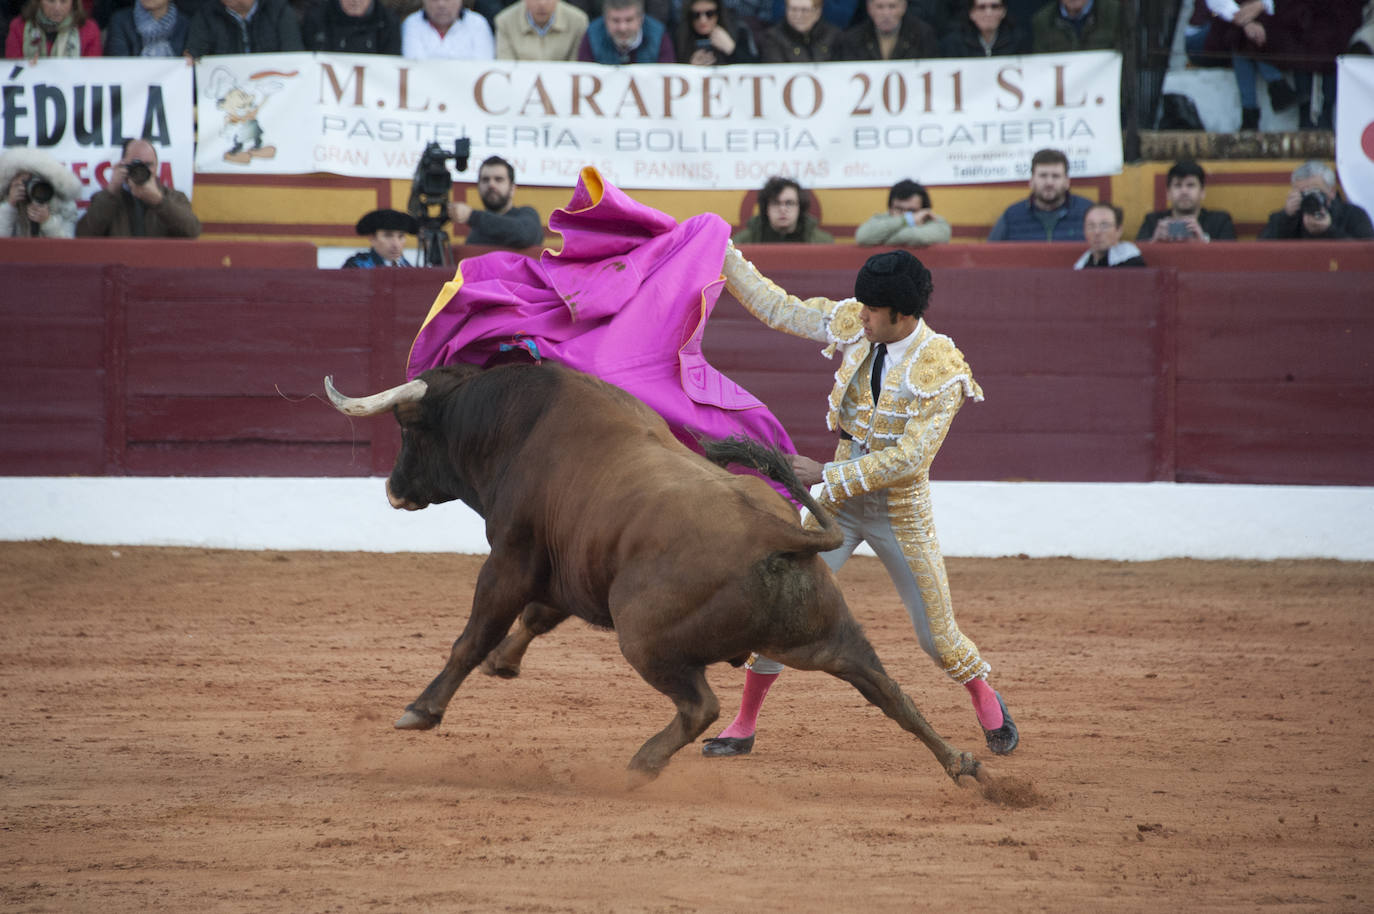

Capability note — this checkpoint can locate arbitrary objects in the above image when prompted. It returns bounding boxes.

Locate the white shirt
[1205,0,1274,23]
[402,9,495,59]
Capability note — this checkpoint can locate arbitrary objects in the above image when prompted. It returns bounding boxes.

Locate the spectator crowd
[8,0,1361,75]
[2,0,1370,254]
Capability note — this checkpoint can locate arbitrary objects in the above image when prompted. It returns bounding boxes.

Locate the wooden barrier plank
[124,396,366,443]
[1176,431,1372,485]
[121,442,378,477]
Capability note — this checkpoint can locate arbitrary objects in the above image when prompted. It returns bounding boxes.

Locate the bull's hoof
[946,751,982,784]
[394,707,442,730]
[478,655,521,679]
[625,765,660,791]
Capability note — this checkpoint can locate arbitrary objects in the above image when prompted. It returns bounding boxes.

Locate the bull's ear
[393,400,425,426]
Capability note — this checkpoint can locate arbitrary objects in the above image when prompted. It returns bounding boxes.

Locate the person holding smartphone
[1136,159,1236,244]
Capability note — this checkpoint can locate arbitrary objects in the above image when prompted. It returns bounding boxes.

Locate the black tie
[870,343,887,402]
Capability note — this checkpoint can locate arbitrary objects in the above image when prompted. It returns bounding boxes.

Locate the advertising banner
[1,58,197,204]
[194,51,1122,189]
[1335,55,1374,216]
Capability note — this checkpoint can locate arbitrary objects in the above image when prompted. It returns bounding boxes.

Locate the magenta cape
[406,167,795,454]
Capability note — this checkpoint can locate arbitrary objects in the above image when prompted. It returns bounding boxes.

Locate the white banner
[1,58,196,204]
[1335,55,1374,217]
[194,52,1121,189]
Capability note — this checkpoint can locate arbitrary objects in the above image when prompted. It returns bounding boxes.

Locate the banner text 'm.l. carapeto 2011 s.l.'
[193,52,1122,190]
[0,55,1120,196]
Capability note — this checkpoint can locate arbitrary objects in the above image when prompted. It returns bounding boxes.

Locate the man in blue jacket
[576,0,673,63]
[988,147,1095,242]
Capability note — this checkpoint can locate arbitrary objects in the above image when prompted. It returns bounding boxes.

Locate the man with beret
[701,244,1020,760]
[343,209,417,268]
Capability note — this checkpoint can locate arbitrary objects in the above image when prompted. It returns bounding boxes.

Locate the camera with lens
[126,160,153,185]
[1299,189,1327,216]
[24,176,54,205]
[407,138,471,267]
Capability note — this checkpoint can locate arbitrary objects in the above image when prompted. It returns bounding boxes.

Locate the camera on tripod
[407,138,470,267]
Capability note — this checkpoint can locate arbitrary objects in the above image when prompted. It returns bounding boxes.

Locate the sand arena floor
[2,542,1371,912]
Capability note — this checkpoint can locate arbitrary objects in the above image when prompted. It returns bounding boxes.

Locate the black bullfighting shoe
[701,735,755,758]
[982,692,1019,755]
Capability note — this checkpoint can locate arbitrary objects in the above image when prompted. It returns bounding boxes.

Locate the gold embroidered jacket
[722,244,983,508]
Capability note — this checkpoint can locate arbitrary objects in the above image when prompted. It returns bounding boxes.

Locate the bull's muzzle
[324,375,428,416]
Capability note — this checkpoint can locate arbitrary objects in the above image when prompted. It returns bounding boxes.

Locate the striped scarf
[21,13,81,57]
[133,3,180,56]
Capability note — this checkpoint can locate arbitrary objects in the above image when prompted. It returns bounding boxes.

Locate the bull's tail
[699,435,843,554]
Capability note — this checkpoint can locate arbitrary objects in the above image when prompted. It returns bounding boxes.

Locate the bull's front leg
[479,601,569,678]
[395,556,532,730]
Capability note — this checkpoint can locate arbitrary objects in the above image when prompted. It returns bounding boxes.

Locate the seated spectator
[494,0,587,59]
[940,0,1029,56]
[1075,203,1145,269]
[76,139,201,238]
[732,176,833,244]
[104,0,189,54]
[184,0,303,54]
[1136,160,1236,243]
[1275,0,1363,130]
[402,0,493,57]
[344,208,417,267]
[1201,0,1300,131]
[577,0,672,62]
[758,0,840,61]
[675,0,756,63]
[447,155,544,249]
[303,0,401,53]
[726,0,776,38]
[1031,0,1118,53]
[1259,161,1374,241]
[855,178,950,247]
[988,147,1094,242]
[6,0,101,57]
[836,0,936,60]
[0,147,82,238]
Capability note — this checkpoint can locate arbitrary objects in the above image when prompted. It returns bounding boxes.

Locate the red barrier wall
[2,244,1371,485]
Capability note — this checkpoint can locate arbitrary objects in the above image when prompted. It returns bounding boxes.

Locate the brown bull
[325,362,982,785]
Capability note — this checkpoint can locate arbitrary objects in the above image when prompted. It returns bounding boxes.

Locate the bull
[325,362,983,785]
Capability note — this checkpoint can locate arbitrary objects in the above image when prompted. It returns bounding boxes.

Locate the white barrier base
[2,477,1370,561]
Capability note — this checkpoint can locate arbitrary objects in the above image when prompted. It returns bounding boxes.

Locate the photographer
[1137,160,1236,244]
[1260,161,1374,241]
[77,139,201,238]
[447,156,543,249]
[0,147,81,239]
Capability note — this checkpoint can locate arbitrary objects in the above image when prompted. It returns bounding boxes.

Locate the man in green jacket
[1031,0,1119,52]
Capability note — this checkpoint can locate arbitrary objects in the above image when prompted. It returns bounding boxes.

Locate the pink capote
[407,167,795,455]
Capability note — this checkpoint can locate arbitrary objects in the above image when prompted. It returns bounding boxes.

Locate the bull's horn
[324,375,428,417]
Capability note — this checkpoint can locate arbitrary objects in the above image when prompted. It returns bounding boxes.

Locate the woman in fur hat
[0,147,84,239]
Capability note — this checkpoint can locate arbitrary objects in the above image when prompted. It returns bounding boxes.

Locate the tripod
[416,214,452,268]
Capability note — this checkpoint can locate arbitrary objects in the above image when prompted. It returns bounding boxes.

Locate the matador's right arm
[721,243,864,356]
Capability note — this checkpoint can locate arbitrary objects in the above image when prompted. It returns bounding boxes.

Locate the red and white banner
[0,58,196,204]
[193,51,1122,189]
[1336,55,1374,216]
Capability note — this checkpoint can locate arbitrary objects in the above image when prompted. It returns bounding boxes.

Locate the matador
[702,244,1020,758]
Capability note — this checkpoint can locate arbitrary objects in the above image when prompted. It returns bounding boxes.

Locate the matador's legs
[704,488,1018,757]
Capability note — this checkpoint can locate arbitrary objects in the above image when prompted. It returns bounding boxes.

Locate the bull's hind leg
[394,553,532,730]
[619,656,720,785]
[479,601,567,678]
[777,621,981,783]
